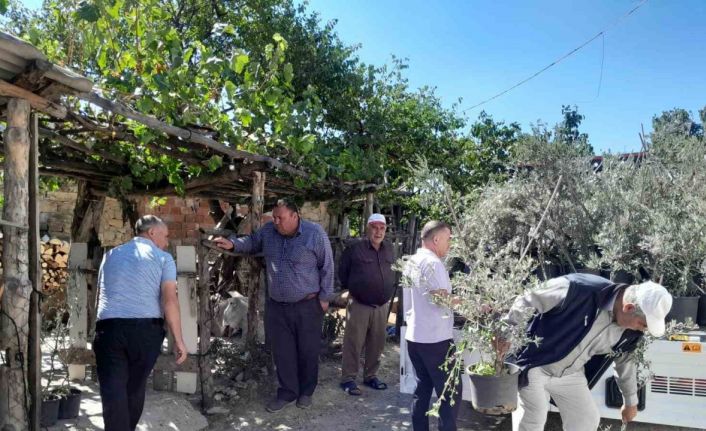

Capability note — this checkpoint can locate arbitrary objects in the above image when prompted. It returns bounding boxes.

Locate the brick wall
[39,188,330,247]
[234,201,331,235]
[136,197,216,247]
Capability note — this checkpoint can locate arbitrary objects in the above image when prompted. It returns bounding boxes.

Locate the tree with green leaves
[652,108,703,140]
[1,0,478,202]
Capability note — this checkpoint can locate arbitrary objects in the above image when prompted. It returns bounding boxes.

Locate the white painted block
[174,372,198,394]
[176,246,197,272]
[177,277,199,353]
[175,246,198,394]
[68,364,86,381]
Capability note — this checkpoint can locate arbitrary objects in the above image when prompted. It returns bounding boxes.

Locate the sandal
[363,377,388,390]
[340,381,362,396]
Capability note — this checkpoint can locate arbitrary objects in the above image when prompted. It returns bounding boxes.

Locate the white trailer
[399,328,706,429]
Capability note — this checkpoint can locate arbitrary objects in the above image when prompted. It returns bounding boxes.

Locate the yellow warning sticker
[682,342,702,353]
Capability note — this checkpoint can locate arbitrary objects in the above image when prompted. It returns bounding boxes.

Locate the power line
[461,0,648,113]
[576,32,605,104]
[596,32,606,100]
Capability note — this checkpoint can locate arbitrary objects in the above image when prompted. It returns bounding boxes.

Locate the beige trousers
[340,297,389,383]
[512,367,601,431]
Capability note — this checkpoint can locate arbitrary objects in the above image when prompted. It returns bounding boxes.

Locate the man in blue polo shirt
[214,198,334,412]
[94,215,187,431]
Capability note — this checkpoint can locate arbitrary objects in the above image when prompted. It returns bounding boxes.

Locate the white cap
[367,213,386,225]
[633,281,672,337]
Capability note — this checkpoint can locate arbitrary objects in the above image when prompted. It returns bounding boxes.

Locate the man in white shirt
[403,220,461,431]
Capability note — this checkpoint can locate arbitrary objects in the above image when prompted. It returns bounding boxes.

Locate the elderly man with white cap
[501,273,672,431]
[338,213,396,395]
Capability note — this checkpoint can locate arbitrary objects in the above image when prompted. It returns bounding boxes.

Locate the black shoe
[296,395,312,409]
[266,398,295,412]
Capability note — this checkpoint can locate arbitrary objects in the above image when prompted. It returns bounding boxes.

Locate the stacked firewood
[41,238,70,292]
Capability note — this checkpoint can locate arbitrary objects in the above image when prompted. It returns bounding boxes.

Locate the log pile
[41,238,69,292]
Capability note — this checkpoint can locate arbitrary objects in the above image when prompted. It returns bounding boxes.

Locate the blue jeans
[407,339,461,431]
[93,318,165,431]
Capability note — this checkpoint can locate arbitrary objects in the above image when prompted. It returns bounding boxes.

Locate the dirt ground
[205,341,701,431]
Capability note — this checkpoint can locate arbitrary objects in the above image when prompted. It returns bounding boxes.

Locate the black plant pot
[58,388,83,419]
[41,395,60,427]
[467,364,520,415]
[697,294,706,327]
[535,263,562,281]
[666,297,700,324]
[578,268,602,276]
[610,269,634,285]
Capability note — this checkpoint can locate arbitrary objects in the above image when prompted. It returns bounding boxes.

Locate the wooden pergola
[0,31,376,430]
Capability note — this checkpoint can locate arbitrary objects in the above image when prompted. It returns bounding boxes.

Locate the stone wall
[39,186,78,240]
[97,198,133,247]
[300,201,330,231]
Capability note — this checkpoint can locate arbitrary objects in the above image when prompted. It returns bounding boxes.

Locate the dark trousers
[407,339,461,431]
[266,297,324,401]
[93,318,165,431]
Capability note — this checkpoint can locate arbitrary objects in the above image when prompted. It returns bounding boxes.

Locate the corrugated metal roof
[0,31,92,93]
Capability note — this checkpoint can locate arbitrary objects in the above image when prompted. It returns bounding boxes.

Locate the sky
[301,0,706,153]
[19,0,706,153]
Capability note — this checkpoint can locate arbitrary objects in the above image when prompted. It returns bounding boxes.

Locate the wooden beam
[78,91,307,177]
[38,82,80,100]
[141,168,245,197]
[39,127,125,164]
[11,59,51,92]
[41,158,122,177]
[0,218,28,230]
[39,168,111,185]
[199,239,250,257]
[0,79,66,118]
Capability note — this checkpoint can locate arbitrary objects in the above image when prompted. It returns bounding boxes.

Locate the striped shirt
[96,237,177,320]
[228,220,334,303]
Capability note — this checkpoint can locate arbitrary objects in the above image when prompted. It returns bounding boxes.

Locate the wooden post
[362,192,374,233]
[197,242,214,410]
[339,214,350,239]
[28,113,42,431]
[407,214,418,255]
[396,214,418,338]
[0,98,32,431]
[246,172,265,347]
[70,183,105,343]
[27,114,42,431]
[175,246,198,394]
[67,243,89,380]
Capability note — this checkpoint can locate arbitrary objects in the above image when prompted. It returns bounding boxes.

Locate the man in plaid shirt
[215,199,334,412]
